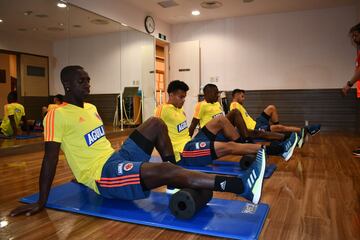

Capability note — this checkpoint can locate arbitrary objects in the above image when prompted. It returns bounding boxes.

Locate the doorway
[155,39,169,106]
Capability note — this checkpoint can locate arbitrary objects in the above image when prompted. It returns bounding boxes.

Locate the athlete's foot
[281,132,298,161]
[352,149,360,157]
[239,148,266,204]
[166,186,180,194]
[297,128,306,148]
[306,124,321,136]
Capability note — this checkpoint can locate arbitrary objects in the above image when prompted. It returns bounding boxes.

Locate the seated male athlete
[230,89,321,148]
[0,91,28,137]
[10,66,266,218]
[42,94,64,117]
[188,83,298,160]
[155,81,298,164]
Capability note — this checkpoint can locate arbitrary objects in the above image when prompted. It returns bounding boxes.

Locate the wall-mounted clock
[145,16,155,34]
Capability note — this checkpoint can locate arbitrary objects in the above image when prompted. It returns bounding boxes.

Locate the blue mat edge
[20,183,270,240]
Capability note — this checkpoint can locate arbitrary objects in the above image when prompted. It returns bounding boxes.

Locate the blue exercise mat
[16,135,42,139]
[21,182,269,240]
[150,156,276,178]
[0,134,42,139]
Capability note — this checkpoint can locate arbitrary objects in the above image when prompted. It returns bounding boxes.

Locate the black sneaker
[352,149,360,157]
[306,124,321,136]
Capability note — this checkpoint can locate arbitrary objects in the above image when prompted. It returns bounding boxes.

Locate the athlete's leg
[226,109,285,141]
[263,105,302,133]
[135,117,175,162]
[213,141,261,158]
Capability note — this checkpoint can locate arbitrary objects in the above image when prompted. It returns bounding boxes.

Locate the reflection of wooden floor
[0,126,133,157]
[0,132,359,239]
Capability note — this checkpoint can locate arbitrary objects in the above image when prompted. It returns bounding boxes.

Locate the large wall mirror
[0,0,156,139]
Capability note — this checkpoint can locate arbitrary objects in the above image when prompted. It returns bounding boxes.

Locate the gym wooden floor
[0,132,359,239]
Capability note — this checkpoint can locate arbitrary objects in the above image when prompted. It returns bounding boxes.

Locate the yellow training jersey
[193,100,224,128]
[154,104,191,162]
[230,101,256,130]
[0,102,25,136]
[43,102,115,194]
[47,104,60,111]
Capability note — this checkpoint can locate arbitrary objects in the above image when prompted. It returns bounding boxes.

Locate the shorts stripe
[97,178,140,185]
[99,181,141,188]
[97,174,139,181]
[182,149,211,157]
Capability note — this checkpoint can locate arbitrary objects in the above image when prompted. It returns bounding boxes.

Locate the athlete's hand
[342,84,351,96]
[10,202,45,217]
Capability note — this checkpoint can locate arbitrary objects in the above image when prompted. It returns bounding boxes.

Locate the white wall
[70,0,171,42]
[0,32,55,93]
[171,5,358,90]
[53,32,122,94]
[53,30,155,100]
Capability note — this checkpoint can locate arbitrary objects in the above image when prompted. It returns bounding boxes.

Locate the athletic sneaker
[166,186,180,194]
[281,132,298,161]
[352,149,360,157]
[239,148,266,204]
[297,128,306,148]
[306,124,321,136]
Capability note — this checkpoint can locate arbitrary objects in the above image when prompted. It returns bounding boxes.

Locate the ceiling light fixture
[57,2,67,8]
[121,23,128,27]
[192,10,200,16]
[0,19,3,23]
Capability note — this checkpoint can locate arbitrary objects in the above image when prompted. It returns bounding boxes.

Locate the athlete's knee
[266,104,277,112]
[215,115,229,127]
[148,117,168,131]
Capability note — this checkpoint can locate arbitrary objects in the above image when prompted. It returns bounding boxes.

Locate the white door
[169,40,200,124]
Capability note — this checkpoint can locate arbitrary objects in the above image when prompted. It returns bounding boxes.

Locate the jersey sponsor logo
[124,163,133,171]
[14,108,21,113]
[84,125,105,146]
[200,142,206,148]
[177,120,188,132]
[195,142,200,149]
[117,163,124,175]
[79,117,85,123]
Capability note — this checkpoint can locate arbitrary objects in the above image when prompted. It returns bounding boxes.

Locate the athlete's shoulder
[84,102,97,110]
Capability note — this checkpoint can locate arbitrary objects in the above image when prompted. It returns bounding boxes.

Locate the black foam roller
[239,154,256,170]
[169,188,213,219]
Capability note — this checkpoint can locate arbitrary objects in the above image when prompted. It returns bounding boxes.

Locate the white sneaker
[166,187,180,195]
[281,132,298,161]
[239,148,266,204]
[297,128,305,148]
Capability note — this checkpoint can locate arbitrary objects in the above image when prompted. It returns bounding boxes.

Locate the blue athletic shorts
[255,113,270,131]
[179,130,216,166]
[96,138,151,200]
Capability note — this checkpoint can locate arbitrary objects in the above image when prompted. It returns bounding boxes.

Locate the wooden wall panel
[21,94,118,124]
[224,89,359,133]
[21,96,50,120]
[85,94,118,124]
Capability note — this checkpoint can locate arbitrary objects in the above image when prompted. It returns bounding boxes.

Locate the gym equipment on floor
[21,182,269,240]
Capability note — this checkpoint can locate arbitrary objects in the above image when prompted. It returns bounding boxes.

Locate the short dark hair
[167,80,189,94]
[203,84,218,95]
[60,65,83,82]
[232,89,245,97]
[54,94,63,103]
[350,23,360,33]
[7,91,17,102]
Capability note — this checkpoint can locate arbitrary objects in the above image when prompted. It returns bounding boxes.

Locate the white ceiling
[124,0,358,24]
[0,0,128,42]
